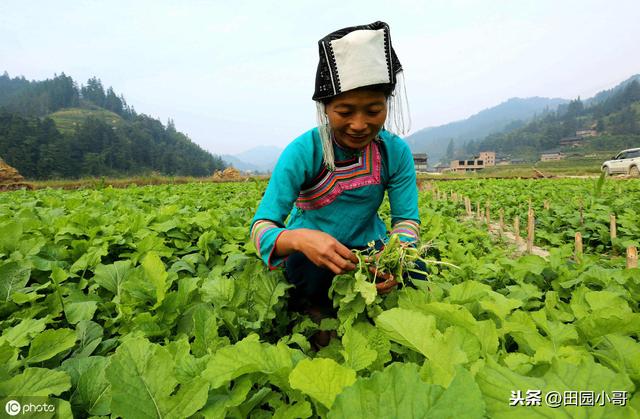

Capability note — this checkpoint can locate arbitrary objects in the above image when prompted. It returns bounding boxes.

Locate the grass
[48,108,124,134]
[29,174,269,190]
[419,153,614,180]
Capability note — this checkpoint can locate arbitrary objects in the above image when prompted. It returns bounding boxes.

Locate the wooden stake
[514,217,521,242]
[575,232,583,261]
[476,202,481,219]
[610,214,617,255]
[610,214,617,241]
[579,201,584,226]
[485,202,491,226]
[628,246,638,269]
[465,197,472,216]
[527,208,535,253]
[499,208,504,232]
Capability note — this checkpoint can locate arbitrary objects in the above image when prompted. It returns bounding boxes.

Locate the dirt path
[462,215,550,259]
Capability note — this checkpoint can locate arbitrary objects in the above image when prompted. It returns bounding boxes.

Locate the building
[478,151,496,166]
[576,129,598,138]
[540,152,565,161]
[412,153,428,172]
[448,151,496,172]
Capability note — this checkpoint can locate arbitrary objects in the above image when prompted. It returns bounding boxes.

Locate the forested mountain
[465,75,640,160]
[406,97,568,164]
[0,72,225,179]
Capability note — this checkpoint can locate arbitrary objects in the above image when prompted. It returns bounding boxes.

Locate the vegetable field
[0,178,639,418]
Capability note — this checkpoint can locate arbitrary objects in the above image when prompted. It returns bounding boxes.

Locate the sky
[1,0,640,155]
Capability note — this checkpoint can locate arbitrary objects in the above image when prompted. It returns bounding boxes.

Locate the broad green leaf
[93,260,131,296]
[11,291,45,304]
[375,308,467,385]
[27,328,77,363]
[502,311,552,357]
[0,367,71,397]
[577,312,640,340]
[273,401,312,419]
[329,363,484,419]
[200,273,235,307]
[132,234,174,264]
[60,356,111,416]
[191,305,221,357]
[166,338,208,384]
[0,220,23,253]
[340,326,377,371]
[200,377,253,418]
[141,251,169,309]
[106,336,209,419]
[202,335,300,390]
[424,367,486,418]
[70,244,109,273]
[352,321,391,371]
[477,357,636,418]
[51,266,70,285]
[289,358,356,409]
[399,299,499,355]
[0,342,20,380]
[353,270,377,305]
[72,320,103,358]
[0,261,31,302]
[572,289,632,319]
[247,267,291,324]
[64,300,98,324]
[0,317,48,348]
[160,377,209,419]
[530,310,579,348]
[593,334,640,381]
[448,280,522,321]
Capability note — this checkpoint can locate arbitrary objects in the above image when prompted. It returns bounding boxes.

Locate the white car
[601,148,640,177]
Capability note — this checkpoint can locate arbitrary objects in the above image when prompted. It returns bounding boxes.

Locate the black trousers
[285,251,335,314]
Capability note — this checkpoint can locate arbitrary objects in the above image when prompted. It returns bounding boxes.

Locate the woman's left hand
[369,266,398,294]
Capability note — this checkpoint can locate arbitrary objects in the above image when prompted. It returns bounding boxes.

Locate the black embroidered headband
[313,21,411,170]
[312,21,402,102]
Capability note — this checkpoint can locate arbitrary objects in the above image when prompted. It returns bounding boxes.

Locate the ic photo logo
[3,399,56,416]
[5,400,21,416]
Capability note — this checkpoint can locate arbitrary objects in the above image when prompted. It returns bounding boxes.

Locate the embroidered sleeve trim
[251,219,279,256]
[391,219,420,241]
[268,230,288,270]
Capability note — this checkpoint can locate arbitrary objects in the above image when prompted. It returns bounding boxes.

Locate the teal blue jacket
[250,127,420,268]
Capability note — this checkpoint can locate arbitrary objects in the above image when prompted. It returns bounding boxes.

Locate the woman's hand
[275,229,358,274]
[368,266,399,294]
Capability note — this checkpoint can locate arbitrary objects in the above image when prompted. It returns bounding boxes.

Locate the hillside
[407,97,568,164]
[48,107,124,135]
[0,72,226,179]
[467,76,640,160]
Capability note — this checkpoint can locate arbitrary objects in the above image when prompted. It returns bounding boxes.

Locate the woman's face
[325,89,387,149]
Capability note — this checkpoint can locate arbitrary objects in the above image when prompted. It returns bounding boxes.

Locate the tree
[81,77,106,107]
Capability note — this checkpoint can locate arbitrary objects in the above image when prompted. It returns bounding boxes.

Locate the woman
[250,21,420,316]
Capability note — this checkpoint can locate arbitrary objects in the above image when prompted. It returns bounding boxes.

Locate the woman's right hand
[275,229,358,274]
